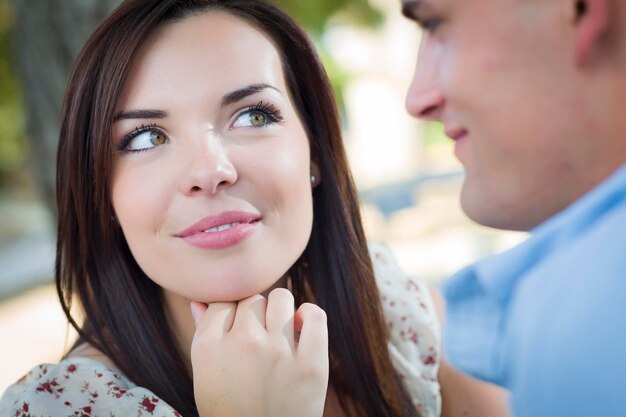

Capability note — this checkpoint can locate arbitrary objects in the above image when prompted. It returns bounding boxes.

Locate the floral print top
[0,357,180,417]
[0,243,441,417]
[370,243,441,417]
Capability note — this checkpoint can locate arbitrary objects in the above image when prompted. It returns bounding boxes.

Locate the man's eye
[126,129,168,151]
[421,18,442,33]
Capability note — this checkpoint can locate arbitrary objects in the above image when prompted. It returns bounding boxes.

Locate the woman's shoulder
[368,242,442,417]
[368,242,440,329]
[0,357,180,417]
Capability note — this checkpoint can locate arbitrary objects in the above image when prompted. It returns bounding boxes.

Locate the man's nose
[179,134,238,196]
[405,36,445,120]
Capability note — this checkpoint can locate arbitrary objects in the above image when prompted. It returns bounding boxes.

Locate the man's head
[403,0,626,231]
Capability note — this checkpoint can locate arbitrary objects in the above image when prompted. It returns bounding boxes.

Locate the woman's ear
[310,161,322,188]
[574,0,609,65]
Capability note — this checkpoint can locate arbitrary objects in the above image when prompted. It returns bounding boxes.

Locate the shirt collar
[445,163,626,305]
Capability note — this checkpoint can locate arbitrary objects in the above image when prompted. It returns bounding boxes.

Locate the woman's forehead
[119,11,287,108]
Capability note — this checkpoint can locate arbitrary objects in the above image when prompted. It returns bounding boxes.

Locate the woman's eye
[230,101,284,130]
[126,129,168,151]
[233,110,269,128]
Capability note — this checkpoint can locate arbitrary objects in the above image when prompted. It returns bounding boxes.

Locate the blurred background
[0,0,525,394]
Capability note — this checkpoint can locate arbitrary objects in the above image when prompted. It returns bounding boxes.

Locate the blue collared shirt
[443,163,626,417]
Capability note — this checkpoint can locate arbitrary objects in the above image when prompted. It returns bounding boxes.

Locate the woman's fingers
[193,292,326,352]
[231,294,267,331]
[294,303,328,360]
[265,288,296,350]
[190,301,208,327]
[193,301,237,335]
[191,291,329,417]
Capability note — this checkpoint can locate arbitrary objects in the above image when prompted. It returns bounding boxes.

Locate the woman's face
[110,11,314,303]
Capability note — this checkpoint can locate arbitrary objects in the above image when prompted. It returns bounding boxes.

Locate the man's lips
[174,211,262,238]
[445,127,469,141]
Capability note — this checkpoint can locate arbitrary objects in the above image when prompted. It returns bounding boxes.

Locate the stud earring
[310,175,316,184]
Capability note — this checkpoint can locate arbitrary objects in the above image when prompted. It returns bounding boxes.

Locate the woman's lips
[175,211,262,249]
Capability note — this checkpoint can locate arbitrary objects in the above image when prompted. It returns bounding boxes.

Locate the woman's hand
[190,288,329,417]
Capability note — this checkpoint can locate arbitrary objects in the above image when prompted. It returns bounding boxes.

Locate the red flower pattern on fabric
[140,396,159,414]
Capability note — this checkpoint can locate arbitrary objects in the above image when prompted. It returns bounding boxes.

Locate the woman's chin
[194,281,288,304]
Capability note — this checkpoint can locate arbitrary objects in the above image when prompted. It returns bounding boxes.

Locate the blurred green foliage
[424,121,449,147]
[0,0,26,187]
[276,0,382,113]
[276,0,382,36]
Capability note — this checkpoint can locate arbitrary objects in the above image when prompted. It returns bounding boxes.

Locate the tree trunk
[11,0,121,214]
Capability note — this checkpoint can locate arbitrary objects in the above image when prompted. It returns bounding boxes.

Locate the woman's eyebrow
[221,83,281,107]
[113,84,280,121]
[113,109,168,121]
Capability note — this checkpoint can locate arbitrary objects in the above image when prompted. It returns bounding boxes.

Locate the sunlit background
[0,0,525,394]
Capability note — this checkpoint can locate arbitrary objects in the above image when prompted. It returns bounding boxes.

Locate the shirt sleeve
[0,358,181,417]
[370,242,442,417]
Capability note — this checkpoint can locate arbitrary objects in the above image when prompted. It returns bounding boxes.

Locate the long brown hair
[56,1,420,416]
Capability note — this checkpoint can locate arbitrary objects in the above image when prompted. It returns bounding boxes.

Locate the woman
[0,1,441,416]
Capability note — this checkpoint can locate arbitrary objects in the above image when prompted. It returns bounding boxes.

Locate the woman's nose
[180,134,238,196]
[405,36,445,121]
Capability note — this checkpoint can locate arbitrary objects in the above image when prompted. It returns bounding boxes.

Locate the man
[401,0,626,416]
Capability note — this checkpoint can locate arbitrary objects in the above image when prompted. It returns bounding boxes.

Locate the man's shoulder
[504,205,626,417]
[526,194,626,281]
[511,196,626,339]
[507,269,626,417]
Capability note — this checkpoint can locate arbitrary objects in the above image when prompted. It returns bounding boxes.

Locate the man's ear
[574,0,609,65]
